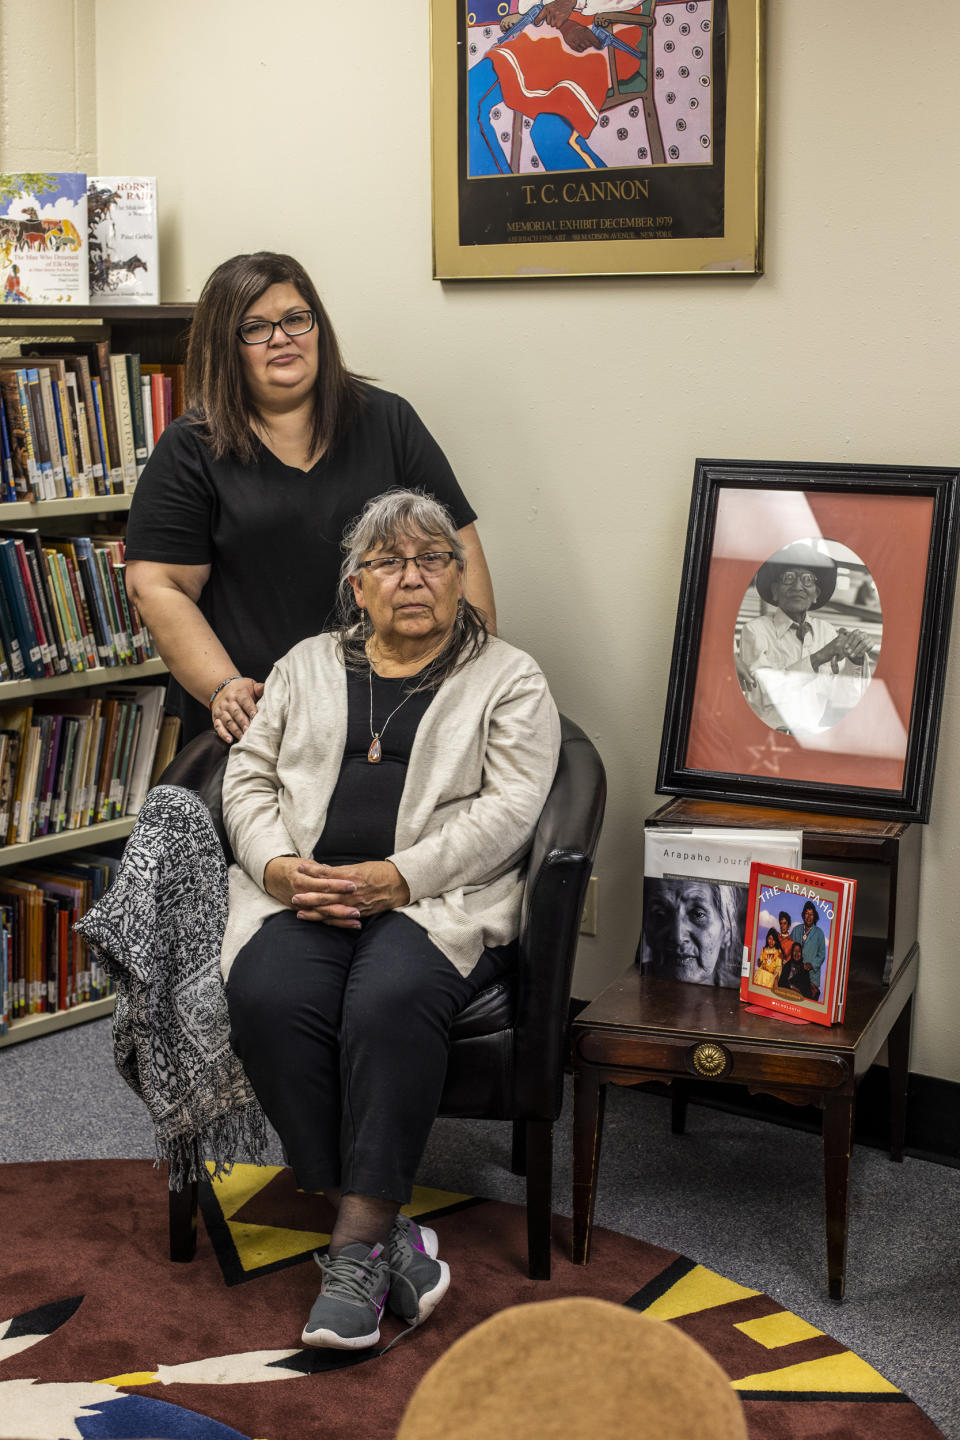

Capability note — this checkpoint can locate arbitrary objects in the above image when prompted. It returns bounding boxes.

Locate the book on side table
[741,860,857,1026]
[639,825,802,989]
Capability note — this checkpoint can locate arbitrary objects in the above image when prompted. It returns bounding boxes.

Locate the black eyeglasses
[236,309,316,345]
[357,552,457,576]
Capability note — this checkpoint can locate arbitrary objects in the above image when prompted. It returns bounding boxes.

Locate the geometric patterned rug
[0,1160,945,1439]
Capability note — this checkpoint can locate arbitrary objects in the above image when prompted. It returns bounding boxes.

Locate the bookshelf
[0,494,134,523]
[0,303,193,1047]
[0,654,167,703]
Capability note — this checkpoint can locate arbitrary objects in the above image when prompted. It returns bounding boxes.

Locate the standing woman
[125,252,495,745]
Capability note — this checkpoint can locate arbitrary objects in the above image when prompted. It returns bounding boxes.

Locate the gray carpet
[2,1015,958,1438]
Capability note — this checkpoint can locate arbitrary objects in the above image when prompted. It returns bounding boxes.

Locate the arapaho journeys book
[639,825,803,989]
[1,172,89,305]
[740,861,857,1026]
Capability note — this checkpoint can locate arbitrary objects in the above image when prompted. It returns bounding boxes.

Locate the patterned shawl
[75,784,267,1189]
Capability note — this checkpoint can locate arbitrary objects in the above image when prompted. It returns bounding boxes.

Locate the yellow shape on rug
[229,1220,330,1270]
[204,1162,284,1219]
[643,1265,760,1320]
[735,1311,824,1348]
[734,1351,901,1393]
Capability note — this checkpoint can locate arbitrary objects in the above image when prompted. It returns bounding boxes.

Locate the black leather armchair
[160,713,606,1279]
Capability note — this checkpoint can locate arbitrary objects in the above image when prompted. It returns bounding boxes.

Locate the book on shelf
[0,527,157,676]
[0,711,29,842]
[140,363,185,434]
[639,825,803,989]
[1,172,89,305]
[125,353,148,475]
[87,177,159,305]
[25,339,123,492]
[0,537,49,679]
[0,382,17,502]
[0,370,37,499]
[8,344,186,499]
[0,681,167,847]
[108,352,138,487]
[0,903,10,1032]
[740,860,857,1027]
[0,561,27,680]
[0,356,94,499]
[149,713,181,787]
[0,853,118,1020]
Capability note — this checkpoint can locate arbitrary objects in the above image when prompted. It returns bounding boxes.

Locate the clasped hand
[263,856,411,929]
[813,628,872,671]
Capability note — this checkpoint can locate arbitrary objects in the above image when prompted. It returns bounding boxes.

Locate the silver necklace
[366,666,427,763]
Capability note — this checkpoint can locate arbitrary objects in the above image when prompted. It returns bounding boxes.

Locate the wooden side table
[570,799,921,1302]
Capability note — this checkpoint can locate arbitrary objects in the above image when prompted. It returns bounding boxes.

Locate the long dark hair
[184,251,366,463]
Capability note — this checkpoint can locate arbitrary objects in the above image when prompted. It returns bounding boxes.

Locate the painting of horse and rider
[1,172,89,304]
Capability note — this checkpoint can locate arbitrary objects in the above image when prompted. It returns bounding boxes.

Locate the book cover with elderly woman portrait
[639,825,801,988]
[740,860,857,1026]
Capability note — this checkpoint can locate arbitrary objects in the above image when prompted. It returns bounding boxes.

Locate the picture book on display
[740,861,857,1027]
[87,177,158,304]
[639,825,803,989]
[1,173,89,305]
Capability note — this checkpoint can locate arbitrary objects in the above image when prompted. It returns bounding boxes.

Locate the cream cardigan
[220,633,561,980]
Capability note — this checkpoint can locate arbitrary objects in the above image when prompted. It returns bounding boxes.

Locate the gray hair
[334,488,488,678]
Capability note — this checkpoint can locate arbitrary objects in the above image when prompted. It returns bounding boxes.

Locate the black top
[125,386,476,741]
[313,666,437,865]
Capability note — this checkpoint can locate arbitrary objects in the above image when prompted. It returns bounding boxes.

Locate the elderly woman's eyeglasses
[236,309,316,345]
[778,569,819,589]
[358,552,457,576]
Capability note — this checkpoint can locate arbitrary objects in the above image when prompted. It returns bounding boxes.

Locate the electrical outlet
[579,875,599,936]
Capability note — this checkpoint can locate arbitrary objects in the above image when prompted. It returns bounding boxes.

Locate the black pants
[226,909,513,1203]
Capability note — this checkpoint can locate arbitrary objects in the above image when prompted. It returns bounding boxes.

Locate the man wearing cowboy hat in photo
[738,540,874,735]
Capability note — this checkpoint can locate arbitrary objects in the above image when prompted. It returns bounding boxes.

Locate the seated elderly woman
[220,488,560,1353]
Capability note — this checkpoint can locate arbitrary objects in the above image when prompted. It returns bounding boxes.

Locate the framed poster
[430,0,763,280]
[656,460,960,822]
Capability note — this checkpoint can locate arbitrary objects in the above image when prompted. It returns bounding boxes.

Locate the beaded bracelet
[209,674,242,708]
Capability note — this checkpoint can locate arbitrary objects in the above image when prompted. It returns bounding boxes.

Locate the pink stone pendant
[367,735,382,763]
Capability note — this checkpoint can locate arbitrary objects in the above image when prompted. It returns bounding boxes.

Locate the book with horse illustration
[1,173,88,306]
[87,176,158,304]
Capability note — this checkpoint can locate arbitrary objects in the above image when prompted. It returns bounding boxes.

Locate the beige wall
[0,0,96,172]
[5,1,960,1081]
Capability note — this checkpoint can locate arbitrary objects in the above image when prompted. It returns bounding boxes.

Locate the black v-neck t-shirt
[125,387,476,741]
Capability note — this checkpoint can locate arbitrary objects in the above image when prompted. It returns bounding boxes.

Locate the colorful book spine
[125,353,148,473]
[14,371,42,499]
[0,400,15,502]
[52,380,77,498]
[23,370,54,500]
[89,378,111,489]
[0,542,44,679]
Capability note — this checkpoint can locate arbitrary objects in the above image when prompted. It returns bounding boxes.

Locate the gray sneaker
[386,1213,450,1326]
[301,1242,390,1350]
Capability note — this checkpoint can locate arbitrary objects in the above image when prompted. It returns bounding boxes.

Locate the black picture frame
[656,459,960,822]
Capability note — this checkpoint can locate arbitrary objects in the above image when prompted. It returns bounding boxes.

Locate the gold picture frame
[430,0,764,280]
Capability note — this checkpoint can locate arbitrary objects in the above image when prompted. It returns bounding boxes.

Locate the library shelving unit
[0,303,193,1047]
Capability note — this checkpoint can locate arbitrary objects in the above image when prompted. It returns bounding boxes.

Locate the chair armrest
[594,11,654,29]
[514,715,606,1116]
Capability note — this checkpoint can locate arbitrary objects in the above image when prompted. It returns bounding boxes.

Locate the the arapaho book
[1,172,89,305]
[740,860,857,1026]
[87,177,158,304]
[640,826,803,988]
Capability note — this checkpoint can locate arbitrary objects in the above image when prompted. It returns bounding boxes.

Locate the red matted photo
[657,460,960,821]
